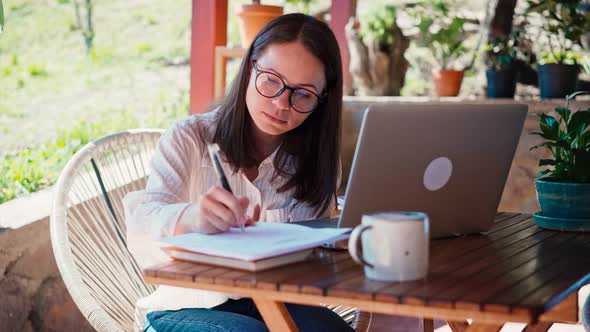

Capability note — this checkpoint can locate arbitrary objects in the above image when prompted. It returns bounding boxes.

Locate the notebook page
[159,222,351,261]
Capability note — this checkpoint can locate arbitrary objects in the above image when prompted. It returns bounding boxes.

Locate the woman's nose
[272,89,291,110]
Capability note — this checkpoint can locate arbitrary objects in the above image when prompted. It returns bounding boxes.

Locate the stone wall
[0,217,93,332]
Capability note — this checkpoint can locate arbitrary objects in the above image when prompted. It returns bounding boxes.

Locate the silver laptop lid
[338,103,527,238]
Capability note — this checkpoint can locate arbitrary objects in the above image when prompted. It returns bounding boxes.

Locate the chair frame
[51,129,163,332]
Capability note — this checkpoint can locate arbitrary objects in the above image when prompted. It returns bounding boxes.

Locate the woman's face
[246,41,326,138]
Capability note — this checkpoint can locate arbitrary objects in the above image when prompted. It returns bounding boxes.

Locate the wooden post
[330,0,356,96]
[253,297,298,332]
[190,0,227,114]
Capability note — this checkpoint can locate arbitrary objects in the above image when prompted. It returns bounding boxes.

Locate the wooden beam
[448,320,470,332]
[253,297,299,332]
[330,0,356,96]
[539,292,579,323]
[190,0,227,114]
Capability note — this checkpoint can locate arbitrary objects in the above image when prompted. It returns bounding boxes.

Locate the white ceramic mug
[348,212,430,282]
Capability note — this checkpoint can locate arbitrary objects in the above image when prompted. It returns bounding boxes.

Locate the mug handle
[348,224,374,268]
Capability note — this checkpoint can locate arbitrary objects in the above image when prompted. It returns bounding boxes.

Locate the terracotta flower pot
[236,4,283,48]
[432,69,464,97]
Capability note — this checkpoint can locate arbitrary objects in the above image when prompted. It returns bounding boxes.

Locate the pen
[207,143,245,232]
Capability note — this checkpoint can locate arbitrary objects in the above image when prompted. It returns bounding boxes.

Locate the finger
[209,187,246,221]
[201,195,236,226]
[236,197,251,228]
[252,204,261,221]
[239,197,249,209]
[242,204,261,227]
[200,207,230,233]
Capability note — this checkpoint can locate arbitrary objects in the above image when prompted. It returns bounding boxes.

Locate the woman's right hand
[175,187,260,235]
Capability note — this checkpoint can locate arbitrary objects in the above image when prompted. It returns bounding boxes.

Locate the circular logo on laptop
[423,157,453,191]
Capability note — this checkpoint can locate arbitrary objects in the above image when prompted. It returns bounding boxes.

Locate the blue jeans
[146,298,355,332]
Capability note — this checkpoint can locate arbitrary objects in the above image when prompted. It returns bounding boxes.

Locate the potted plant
[412,0,468,97]
[483,25,532,99]
[525,0,590,99]
[484,35,519,98]
[530,91,590,231]
[236,1,284,48]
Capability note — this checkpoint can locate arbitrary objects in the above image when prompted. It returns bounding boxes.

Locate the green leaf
[537,169,552,178]
[567,110,590,136]
[539,113,560,140]
[555,107,571,124]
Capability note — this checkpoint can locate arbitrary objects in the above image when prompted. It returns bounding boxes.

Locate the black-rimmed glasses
[252,60,324,114]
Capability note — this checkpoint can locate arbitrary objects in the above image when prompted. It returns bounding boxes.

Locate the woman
[125,13,352,332]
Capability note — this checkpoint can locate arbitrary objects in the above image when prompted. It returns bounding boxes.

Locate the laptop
[297,103,527,239]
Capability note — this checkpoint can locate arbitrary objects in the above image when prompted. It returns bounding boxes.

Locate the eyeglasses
[252,60,324,114]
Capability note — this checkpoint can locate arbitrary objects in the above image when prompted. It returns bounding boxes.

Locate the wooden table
[144,213,590,332]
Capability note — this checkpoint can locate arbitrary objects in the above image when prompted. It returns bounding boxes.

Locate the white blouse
[123,109,339,330]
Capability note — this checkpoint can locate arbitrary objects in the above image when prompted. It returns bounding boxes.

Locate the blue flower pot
[535,178,590,219]
[537,64,580,99]
[486,69,517,98]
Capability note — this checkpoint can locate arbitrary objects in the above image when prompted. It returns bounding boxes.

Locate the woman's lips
[263,112,287,124]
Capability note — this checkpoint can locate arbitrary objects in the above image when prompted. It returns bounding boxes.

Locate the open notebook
[159,222,351,271]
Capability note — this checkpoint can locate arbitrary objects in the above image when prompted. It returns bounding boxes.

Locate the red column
[190,0,228,114]
[330,0,356,95]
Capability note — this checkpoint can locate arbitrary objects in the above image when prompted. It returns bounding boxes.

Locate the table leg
[447,320,470,332]
[252,297,298,332]
[465,323,503,332]
[422,318,434,332]
[521,322,553,332]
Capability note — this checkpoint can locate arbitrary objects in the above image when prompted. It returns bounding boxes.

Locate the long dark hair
[208,13,343,216]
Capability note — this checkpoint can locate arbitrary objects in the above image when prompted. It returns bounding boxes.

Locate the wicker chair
[50,129,371,332]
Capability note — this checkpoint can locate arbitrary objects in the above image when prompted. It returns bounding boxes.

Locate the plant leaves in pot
[530,91,590,231]
[410,0,468,97]
[525,0,590,99]
[483,24,531,98]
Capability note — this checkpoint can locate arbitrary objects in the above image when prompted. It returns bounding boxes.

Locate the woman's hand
[176,187,261,235]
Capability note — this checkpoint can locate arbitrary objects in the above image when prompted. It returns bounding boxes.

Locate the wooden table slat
[430,220,539,275]
[404,230,559,307]
[459,235,590,308]
[430,213,520,252]
[325,273,394,300]
[279,257,358,293]
[486,237,590,307]
[432,231,575,304]
[300,264,365,295]
[430,215,535,263]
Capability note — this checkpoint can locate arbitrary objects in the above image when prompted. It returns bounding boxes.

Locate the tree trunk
[346,18,409,96]
[489,0,517,38]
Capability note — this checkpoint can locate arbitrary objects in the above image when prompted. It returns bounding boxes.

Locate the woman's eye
[294,90,312,100]
[263,74,281,85]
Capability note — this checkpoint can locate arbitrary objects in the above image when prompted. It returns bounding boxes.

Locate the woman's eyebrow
[258,63,320,92]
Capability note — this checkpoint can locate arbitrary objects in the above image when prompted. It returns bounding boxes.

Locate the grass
[0,90,188,204]
[0,0,193,203]
[0,0,192,151]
